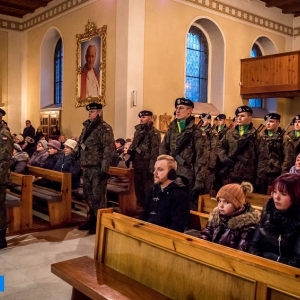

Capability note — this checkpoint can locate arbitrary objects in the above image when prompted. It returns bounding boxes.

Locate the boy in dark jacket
[198,182,260,251]
[139,155,190,232]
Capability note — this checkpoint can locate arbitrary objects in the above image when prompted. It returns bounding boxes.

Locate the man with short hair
[111,138,125,167]
[0,108,14,249]
[127,110,161,209]
[23,120,35,140]
[261,113,294,193]
[160,98,204,209]
[80,44,100,98]
[139,155,190,232]
[77,102,114,234]
[217,105,268,190]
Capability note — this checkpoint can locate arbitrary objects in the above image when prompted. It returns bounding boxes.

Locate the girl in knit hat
[198,182,260,252]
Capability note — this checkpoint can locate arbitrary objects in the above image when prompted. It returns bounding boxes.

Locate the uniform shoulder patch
[2,137,7,140]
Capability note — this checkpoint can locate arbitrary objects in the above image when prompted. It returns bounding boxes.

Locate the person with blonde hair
[139,155,190,232]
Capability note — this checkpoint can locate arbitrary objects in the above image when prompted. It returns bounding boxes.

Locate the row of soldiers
[129,98,299,210]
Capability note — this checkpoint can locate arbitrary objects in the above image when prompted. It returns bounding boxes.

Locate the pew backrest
[95,209,300,300]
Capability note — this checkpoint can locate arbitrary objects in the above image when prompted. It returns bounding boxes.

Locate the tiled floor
[0,227,95,299]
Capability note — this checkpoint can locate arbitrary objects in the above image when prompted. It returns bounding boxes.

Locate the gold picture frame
[75,21,107,107]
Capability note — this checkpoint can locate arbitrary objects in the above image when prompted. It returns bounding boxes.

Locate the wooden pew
[197,193,269,229]
[52,209,300,300]
[26,165,72,226]
[107,167,136,216]
[6,172,33,232]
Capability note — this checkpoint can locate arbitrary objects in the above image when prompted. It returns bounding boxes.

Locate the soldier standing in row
[160,98,204,209]
[217,106,268,191]
[287,115,300,157]
[260,113,294,194]
[0,109,14,249]
[127,111,161,209]
[198,113,219,195]
[77,103,114,234]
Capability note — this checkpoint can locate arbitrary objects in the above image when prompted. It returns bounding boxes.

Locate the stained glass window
[249,43,262,108]
[185,26,208,103]
[54,38,63,104]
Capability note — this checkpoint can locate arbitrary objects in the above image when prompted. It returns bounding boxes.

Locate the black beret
[294,115,300,122]
[86,102,103,110]
[291,118,296,125]
[175,98,194,108]
[235,106,253,116]
[199,113,211,119]
[264,113,281,121]
[0,108,6,116]
[216,114,226,120]
[138,110,153,118]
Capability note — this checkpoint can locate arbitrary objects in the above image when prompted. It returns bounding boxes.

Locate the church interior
[1,0,300,299]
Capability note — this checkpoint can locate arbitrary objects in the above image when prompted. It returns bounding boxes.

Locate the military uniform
[261,128,294,192]
[198,123,219,195]
[287,130,300,157]
[160,116,204,192]
[217,123,268,188]
[129,112,161,208]
[0,110,14,249]
[78,103,114,233]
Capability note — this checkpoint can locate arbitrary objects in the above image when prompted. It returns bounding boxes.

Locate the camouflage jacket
[0,124,13,183]
[159,116,205,187]
[198,124,219,169]
[216,124,230,141]
[287,130,300,158]
[261,128,294,175]
[129,122,161,173]
[217,123,268,184]
[78,115,114,172]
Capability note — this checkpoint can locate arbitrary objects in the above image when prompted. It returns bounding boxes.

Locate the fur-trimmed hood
[208,203,261,230]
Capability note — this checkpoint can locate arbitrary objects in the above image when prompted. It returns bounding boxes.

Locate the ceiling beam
[0,3,33,13]
[265,0,298,8]
[0,8,23,18]
[282,4,300,14]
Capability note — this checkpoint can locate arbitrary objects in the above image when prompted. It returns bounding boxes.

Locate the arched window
[249,43,262,108]
[185,26,208,103]
[54,38,63,104]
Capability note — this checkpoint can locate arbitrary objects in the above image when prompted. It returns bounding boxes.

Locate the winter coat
[78,115,114,171]
[198,203,260,251]
[261,128,294,175]
[159,116,205,188]
[217,123,268,185]
[28,149,49,167]
[110,146,124,167]
[139,181,190,232]
[23,125,35,140]
[43,151,63,170]
[53,154,81,189]
[129,122,161,173]
[248,199,300,268]
[10,151,29,174]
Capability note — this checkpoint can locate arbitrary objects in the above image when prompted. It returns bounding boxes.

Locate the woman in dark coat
[248,173,300,268]
[198,182,260,252]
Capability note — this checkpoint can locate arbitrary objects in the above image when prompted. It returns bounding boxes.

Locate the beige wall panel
[26,0,116,138]
[143,0,291,121]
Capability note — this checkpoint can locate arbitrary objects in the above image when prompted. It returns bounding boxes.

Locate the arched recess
[250,36,277,115]
[186,18,225,114]
[40,27,63,109]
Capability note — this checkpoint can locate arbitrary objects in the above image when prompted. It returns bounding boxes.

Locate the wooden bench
[197,193,269,229]
[26,165,72,226]
[52,209,300,300]
[6,172,33,232]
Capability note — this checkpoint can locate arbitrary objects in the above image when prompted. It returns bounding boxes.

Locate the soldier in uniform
[127,110,161,209]
[77,103,114,234]
[260,113,294,194]
[217,106,268,191]
[198,113,219,195]
[159,98,205,209]
[287,115,300,157]
[0,109,14,249]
